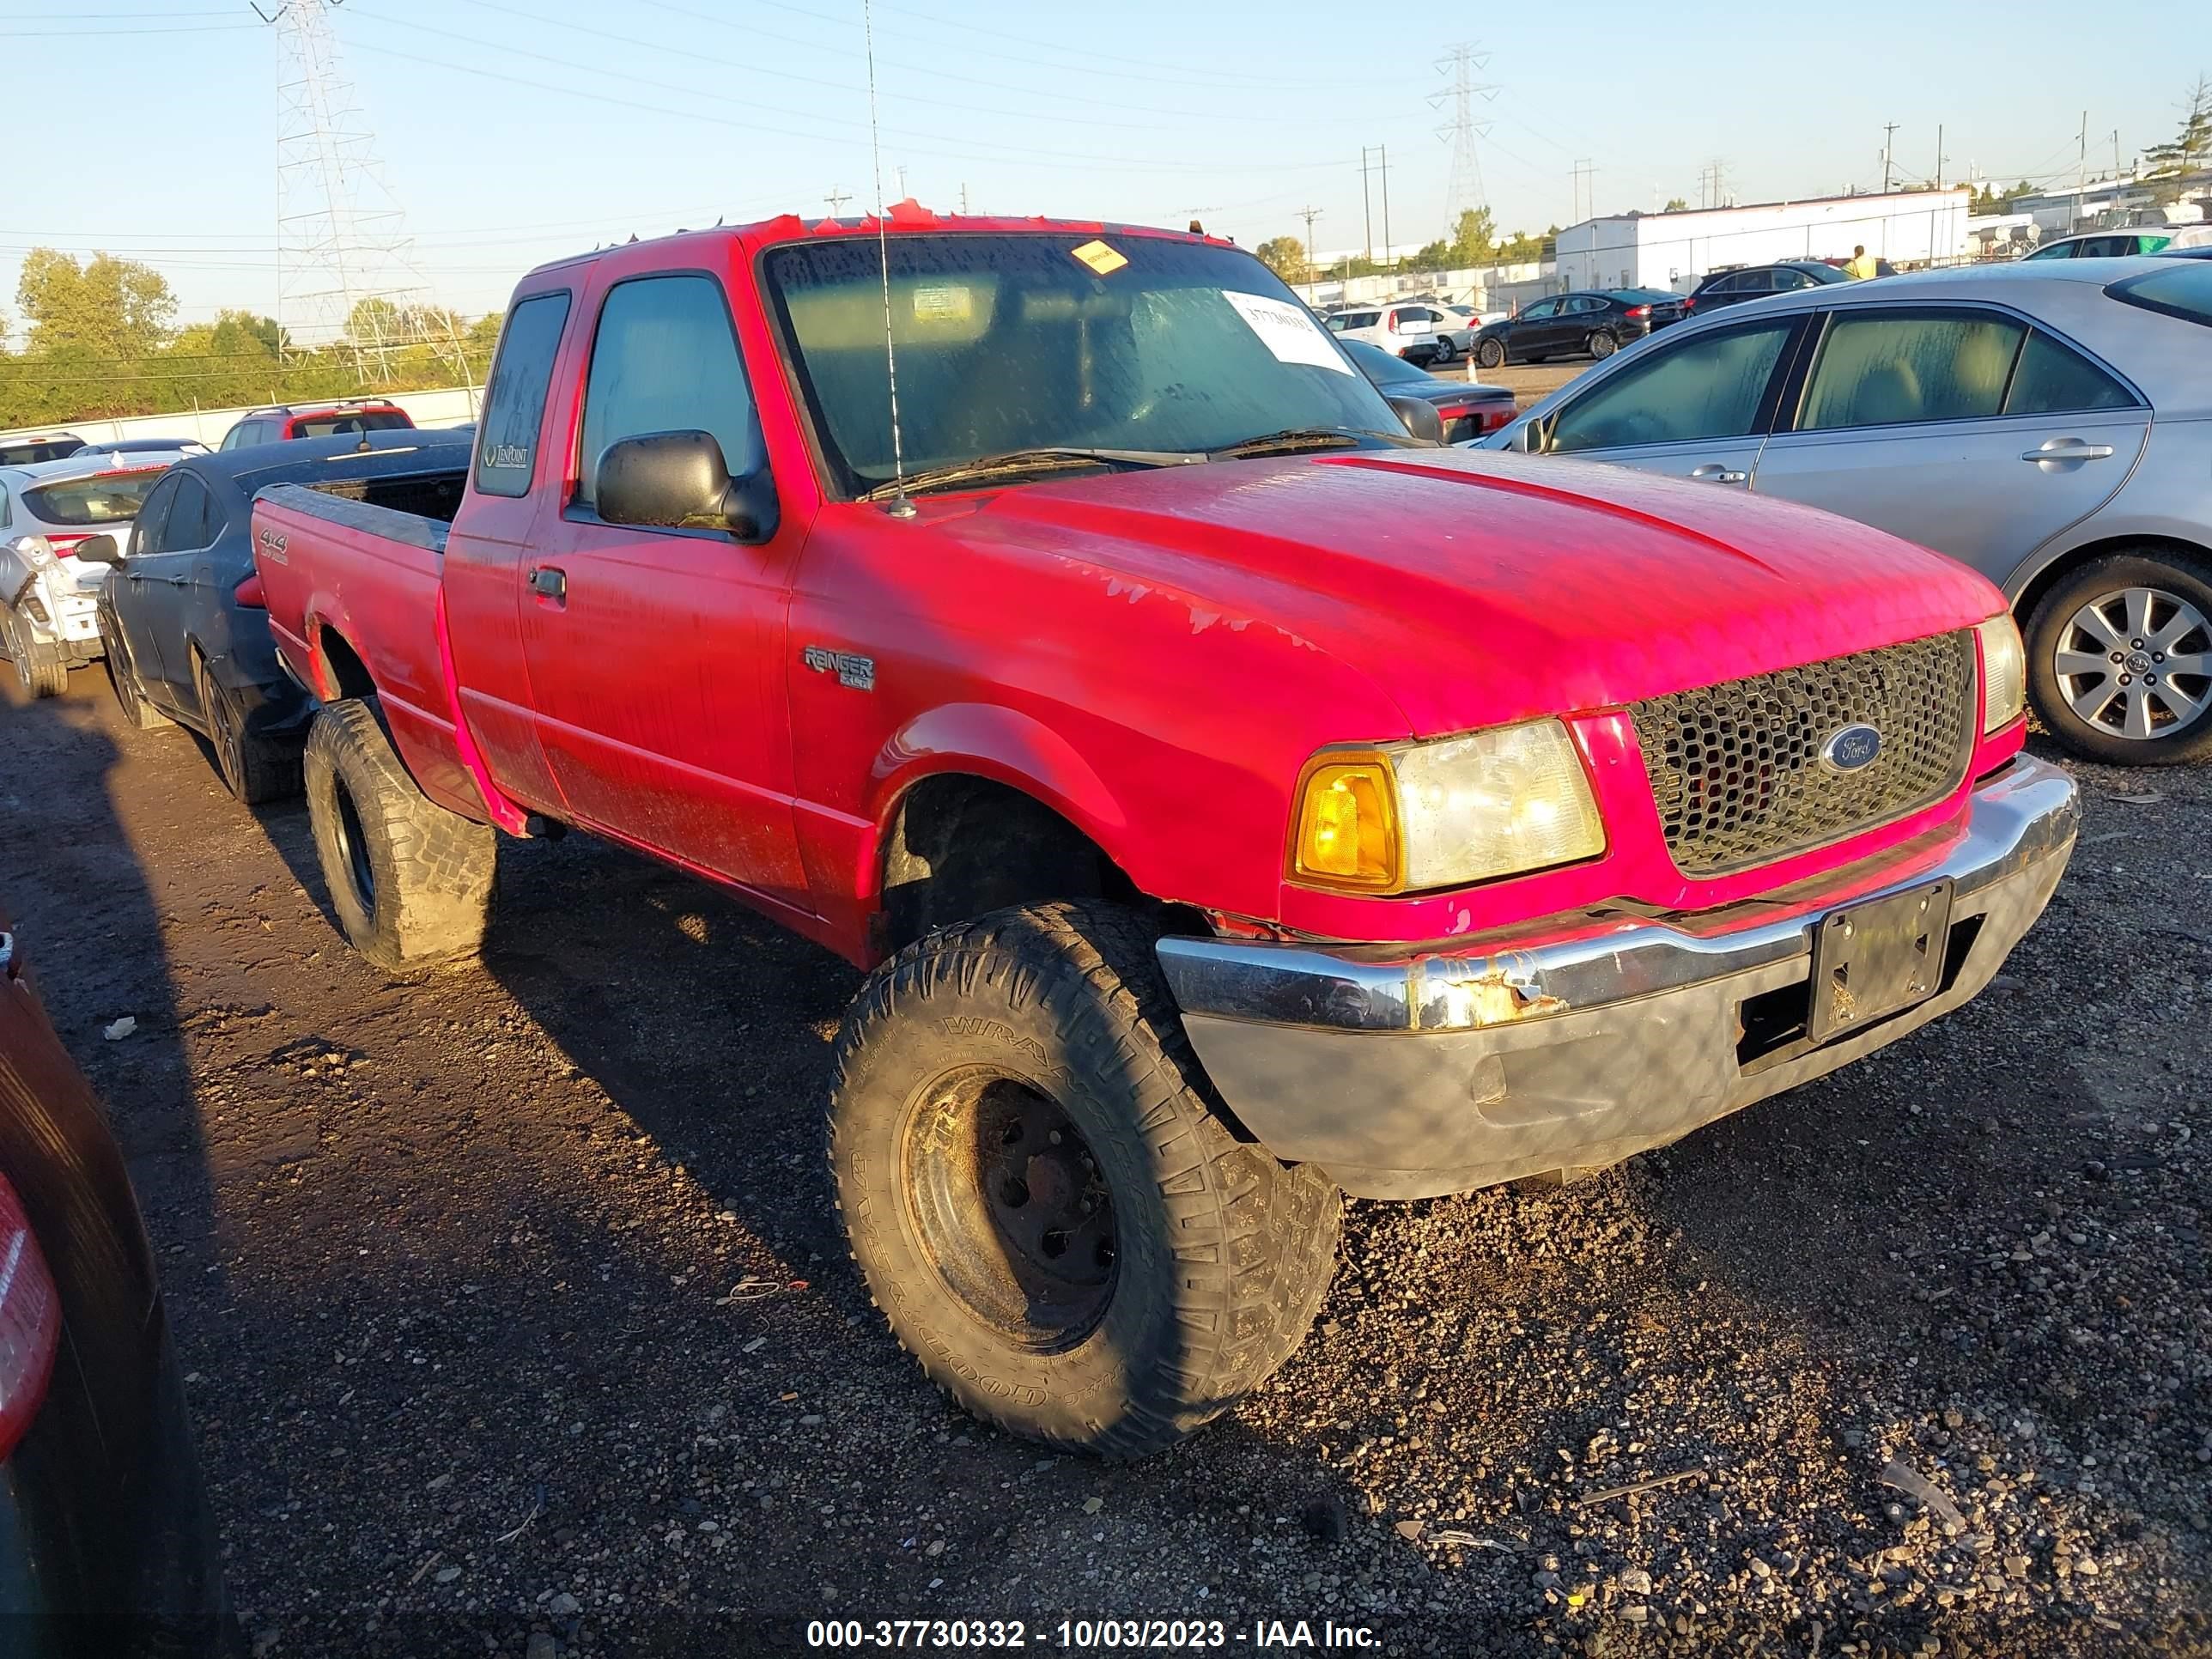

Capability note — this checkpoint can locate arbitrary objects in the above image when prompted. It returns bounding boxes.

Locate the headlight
[1290,718,1606,894]
[1977,615,2025,733]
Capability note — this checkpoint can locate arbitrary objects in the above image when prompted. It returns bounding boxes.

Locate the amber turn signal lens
[1291,758,1399,890]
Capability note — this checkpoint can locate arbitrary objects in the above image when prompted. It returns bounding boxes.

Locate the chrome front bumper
[1158,755,2079,1199]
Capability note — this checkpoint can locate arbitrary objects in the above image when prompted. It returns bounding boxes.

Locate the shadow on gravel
[0,675,223,1282]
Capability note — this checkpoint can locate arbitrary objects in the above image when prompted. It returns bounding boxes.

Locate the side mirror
[1383,392,1446,446]
[75,534,122,565]
[596,429,779,543]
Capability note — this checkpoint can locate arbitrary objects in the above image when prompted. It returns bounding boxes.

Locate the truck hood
[951,447,2002,736]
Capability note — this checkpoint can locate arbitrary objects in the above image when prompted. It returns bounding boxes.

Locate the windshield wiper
[858,446,1206,502]
[1211,426,1395,459]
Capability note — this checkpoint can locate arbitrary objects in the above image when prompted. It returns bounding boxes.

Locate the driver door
[518,269,811,912]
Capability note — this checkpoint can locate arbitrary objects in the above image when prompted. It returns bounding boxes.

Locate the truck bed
[252,475,489,822]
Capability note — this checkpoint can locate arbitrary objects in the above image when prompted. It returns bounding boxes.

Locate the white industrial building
[1553,189,1974,295]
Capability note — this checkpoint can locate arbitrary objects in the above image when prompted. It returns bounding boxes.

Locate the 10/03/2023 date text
[805,1618,1381,1649]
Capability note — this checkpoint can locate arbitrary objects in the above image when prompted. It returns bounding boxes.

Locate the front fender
[866,702,1130,860]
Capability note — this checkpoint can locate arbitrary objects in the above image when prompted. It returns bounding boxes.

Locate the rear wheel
[3,609,66,699]
[302,697,495,973]
[1431,337,1455,366]
[2026,551,2212,765]
[195,653,300,804]
[103,624,174,729]
[1587,330,1618,360]
[1475,338,1506,370]
[829,902,1340,1456]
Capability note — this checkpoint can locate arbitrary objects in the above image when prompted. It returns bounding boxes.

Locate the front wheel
[302,697,495,973]
[1587,331,1617,360]
[828,902,1340,1456]
[1475,338,1506,370]
[2026,551,2212,764]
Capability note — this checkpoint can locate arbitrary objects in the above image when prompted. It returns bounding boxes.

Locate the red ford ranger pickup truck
[250,208,2078,1456]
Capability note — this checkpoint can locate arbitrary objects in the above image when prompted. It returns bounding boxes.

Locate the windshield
[295,410,411,438]
[24,469,164,525]
[762,233,1401,496]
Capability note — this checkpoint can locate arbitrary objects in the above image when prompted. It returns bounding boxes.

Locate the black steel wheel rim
[331,775,376,909]
[902,1066,1118,1352]
[210,684,243,792]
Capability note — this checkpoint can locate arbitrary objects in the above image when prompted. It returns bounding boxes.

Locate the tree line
[0,249,501,431]
[1255,207,1560,287]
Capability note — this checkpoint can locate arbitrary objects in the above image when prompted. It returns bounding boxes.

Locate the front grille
[1630,631,1976,877]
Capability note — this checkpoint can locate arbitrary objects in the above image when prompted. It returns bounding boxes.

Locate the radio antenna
[862,0,913,518]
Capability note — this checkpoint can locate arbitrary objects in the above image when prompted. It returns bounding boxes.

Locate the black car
[1648,261,1851,331]
[92,428,473,803]
[1467,289,1674,368]
[1338,338,1517,443]
[0,909,234,1655]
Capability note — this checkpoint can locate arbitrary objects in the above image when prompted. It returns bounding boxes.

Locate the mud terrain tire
[828,901,1340,1457]
[303,697,494,974]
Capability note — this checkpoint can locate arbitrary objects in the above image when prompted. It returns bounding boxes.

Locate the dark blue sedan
[92,429,473,802]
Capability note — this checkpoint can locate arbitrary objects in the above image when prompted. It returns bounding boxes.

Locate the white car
[0,444,198,697]
[1431,301,1510,354]
[1322,302,1448,365]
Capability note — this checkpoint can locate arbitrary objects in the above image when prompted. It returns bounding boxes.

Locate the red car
[216,399,414,453]
[0,913,233,1652]
[248,208,2078,1456]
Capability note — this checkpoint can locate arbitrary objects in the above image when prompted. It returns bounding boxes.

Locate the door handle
[2021,439,2115,464]
[1688,464,1748,484]
[529,565,567,603]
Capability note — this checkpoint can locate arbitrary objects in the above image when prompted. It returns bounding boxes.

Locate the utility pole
[1296,204,1322,302]
[1571,158,1595,222]
[1359,148,1374,264]
[1881,122,1899,193]
[2077,110,2087,219]
[824,186,852,216]
[960,181,969,214]
[2112,130,2122,179]
[1379,143,1390,263]
[1934,124,1945,191]
[895,164,908,200]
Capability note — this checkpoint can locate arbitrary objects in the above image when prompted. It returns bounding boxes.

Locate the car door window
[1797,312,2026,431]
[575,273,764,511]
[1771,269,1808,291]
[2003,330,2139,415]
[131,477,177,555]
[1548,321,1796,453]
[0,484,9,528]
[1521,299,1559,321]
[161,475,214,550]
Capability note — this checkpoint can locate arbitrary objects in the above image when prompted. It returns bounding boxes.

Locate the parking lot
[5,665,2206,1657]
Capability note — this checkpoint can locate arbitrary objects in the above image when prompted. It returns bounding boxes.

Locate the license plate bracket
[1806,878,1954,1045]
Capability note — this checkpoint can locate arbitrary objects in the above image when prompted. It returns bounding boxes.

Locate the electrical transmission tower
[1430,44,1498,225]
[257,0,469,385]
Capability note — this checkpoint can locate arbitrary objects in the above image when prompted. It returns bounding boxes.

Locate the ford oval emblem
[1820,723,1882,773]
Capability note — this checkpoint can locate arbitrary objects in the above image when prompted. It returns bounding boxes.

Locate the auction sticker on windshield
[1068,239,1129,276]
[1221,289,1353,375]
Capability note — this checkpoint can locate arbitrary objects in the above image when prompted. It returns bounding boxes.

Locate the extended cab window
[475,291,572,498]
[576,274,762,510]
[1548,321,1794,453]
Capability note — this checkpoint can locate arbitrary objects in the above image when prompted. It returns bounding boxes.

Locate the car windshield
[1802,264,1852,284]
[762,233,1401,495]
[1613,289,1679,304]
[295,411,411,437]
[0,439,84,465]
[23,468,164,525]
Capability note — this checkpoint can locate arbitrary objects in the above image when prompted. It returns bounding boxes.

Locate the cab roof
[519,202,1231,287]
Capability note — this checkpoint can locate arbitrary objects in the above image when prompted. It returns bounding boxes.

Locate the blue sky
[3,0,2205,334]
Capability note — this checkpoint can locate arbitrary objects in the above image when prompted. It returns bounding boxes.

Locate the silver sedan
[1482,258,2212,764]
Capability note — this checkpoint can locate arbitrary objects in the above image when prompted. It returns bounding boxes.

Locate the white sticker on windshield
[1221,289,1354,375]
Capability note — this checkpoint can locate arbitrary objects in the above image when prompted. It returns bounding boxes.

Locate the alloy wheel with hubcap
[2053,586,2211,743]
[1476,338,1505,369]
[2027,550,2212,764]
[1588,331,1617,359]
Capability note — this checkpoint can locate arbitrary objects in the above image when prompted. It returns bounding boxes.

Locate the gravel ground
[2,669,2206,1658]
